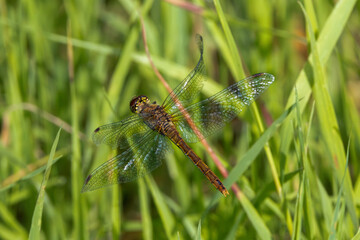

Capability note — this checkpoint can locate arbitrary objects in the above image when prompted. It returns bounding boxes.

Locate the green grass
[1,0,360,239]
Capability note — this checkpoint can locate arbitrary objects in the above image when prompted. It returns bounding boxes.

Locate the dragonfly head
[130,95,150,113]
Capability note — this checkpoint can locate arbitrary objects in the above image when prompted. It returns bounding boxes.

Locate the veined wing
[82,131,172,192]
[92,115,149,149]
[171,73,275,143]
[162,35,205,114]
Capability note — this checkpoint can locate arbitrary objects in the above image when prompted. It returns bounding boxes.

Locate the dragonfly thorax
[130,95,150,113]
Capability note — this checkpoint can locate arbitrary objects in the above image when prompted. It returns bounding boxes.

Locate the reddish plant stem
[163,0,203,15]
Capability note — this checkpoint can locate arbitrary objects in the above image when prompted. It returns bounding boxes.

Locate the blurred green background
[1,0,360,239]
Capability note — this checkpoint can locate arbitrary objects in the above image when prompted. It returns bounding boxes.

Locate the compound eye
[130,95,149,113]
[130,96,140,113]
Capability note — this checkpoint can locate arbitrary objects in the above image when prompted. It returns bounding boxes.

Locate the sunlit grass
[0,0,359,239]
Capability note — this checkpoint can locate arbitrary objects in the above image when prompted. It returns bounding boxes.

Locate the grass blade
[239,192,271,240]
[280,0,358,160]
[138,178,153,240]
[213,0,245,80]
[300,2,357,228]
[29,128,61,240]
[196,219,202,240]
[329,137,351,240]
[145,175,176,240]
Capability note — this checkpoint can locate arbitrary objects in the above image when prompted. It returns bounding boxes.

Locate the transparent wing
[172,73,275,143]
[92,115,149,149]
[162,35,205,114]
[82,131,172,192]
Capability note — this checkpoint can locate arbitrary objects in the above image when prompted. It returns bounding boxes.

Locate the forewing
[92,115,149,149]
[162,35,205,114]
[172,73,275,143]
[82,131,172,192]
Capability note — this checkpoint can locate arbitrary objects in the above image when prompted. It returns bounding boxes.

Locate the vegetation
[1,0,359,239]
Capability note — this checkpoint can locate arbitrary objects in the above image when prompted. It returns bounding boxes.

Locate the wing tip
[195,34,204,57]
[251,73,275,88]
[81,174,93,193]
[263,73,275,84]
[92,127,102,145]
[253,72,275,81]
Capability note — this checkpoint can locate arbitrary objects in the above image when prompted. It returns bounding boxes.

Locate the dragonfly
[82,35,274,196]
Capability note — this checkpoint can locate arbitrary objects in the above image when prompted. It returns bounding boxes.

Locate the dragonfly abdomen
[162,125,229,196]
